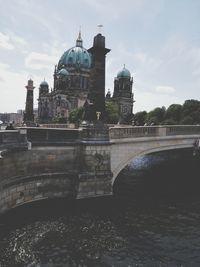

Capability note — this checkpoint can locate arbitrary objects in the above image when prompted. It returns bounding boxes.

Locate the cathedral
[36,32,134,124]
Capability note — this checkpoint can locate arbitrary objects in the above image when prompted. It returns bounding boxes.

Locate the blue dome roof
[58,68,69,76]
[117,66,131,78]
[40,80,49,86]
[58,46,91,69]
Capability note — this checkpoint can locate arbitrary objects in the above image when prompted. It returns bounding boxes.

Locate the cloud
[25,52,57,70]
[0,31,29,54]
[10,34,28,52]
[0,63,10,70]
[0,62,52,113]
[134,89,181,112]
[155,86,175,94]
[0,32,14,50]
[80,0,146,20]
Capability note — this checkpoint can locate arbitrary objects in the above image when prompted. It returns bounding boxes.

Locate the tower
[113,65,134,123]
[38,80,51,123]
[23,79,35,124]
[87,33,110,121]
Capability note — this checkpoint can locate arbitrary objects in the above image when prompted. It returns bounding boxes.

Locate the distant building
[0,112,23,125]
[106,65,134,123]
[28,31,134,124]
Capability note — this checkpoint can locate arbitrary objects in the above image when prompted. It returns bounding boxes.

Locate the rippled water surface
[1,148,200,267]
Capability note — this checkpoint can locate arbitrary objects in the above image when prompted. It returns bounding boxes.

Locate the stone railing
[19,127,81,145]
[3,125,199,146]
[0,129,27,145]
[165,125,200,136]
[109,125,200,139]
[0,129,28,155]
[39,123,75,129]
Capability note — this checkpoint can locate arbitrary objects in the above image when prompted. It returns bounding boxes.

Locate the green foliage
[146,107,166,125]
[133,111,147,125]
[180,115,194,125]
[162,118,177,125]
[105,101,119,124]
[165,104,182,124]
[64,98,200,126]
[47,116,67,123]
[51,116,67,123]
[134,99,200,126]
[69,107,84,123]
[181,100,200,124]
[123,113,134,124]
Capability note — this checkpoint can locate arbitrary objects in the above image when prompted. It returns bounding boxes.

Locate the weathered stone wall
[0,174,77,213]
[77,143,112,198]
[0,146,79,214]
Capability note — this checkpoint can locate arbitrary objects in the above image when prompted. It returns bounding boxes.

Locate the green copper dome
[58,32,91,70]
[58,68,69,76]
[40,80,49,87]
[117,66,131,78]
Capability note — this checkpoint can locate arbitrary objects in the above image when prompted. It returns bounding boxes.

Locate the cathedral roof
[58,32,91,70]
[40,80,49,87]
[58,68,69,76]
[117,65,131,78]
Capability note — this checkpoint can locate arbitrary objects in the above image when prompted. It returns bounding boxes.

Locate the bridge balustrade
[22,127,81,145]
[109,126,159,139]
[109,125,200,139]
[166,125,200,135]
[0,130,27,145]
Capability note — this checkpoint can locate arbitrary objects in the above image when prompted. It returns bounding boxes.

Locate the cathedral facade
[37,32,134,124]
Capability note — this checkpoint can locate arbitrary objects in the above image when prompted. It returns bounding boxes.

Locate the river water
[1,148,200,267]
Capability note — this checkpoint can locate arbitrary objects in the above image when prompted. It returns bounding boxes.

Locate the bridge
[0,125,200,214]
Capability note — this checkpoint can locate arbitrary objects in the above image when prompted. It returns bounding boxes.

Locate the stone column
[23,79,35,125]
[87,33,110,121]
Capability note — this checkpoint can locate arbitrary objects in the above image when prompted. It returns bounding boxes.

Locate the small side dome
[40,80,49,87]
[117,65,131,78]
[58,68,69,76]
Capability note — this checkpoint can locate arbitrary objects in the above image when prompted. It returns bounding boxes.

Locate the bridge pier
[77,143,113,198]
[77,122,113,198]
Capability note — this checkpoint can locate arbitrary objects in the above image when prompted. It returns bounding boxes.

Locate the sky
[0,0,200,113]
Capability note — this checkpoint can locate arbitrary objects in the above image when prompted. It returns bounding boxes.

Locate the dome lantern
[40,80,49,87]
[117,65,131,78]
[76,30,83,48]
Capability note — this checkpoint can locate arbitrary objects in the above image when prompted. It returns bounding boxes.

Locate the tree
[146,106,166,125]
[181,100,200,124]
[180,115,194,125]
[105,101,119,124]
[123,113,134,124]
[164,104,182,124]
[51,116,67,123]
[69,107,84,123]
[133,111,147,125]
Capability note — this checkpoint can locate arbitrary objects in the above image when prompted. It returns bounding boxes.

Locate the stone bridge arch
[0,145,80,214]
[110,135,196,185]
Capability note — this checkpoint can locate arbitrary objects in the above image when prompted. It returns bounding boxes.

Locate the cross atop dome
[76,29,83,47]
[97,24,103,33]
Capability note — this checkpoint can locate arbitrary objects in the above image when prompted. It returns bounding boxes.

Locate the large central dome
[58,32,91,70]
